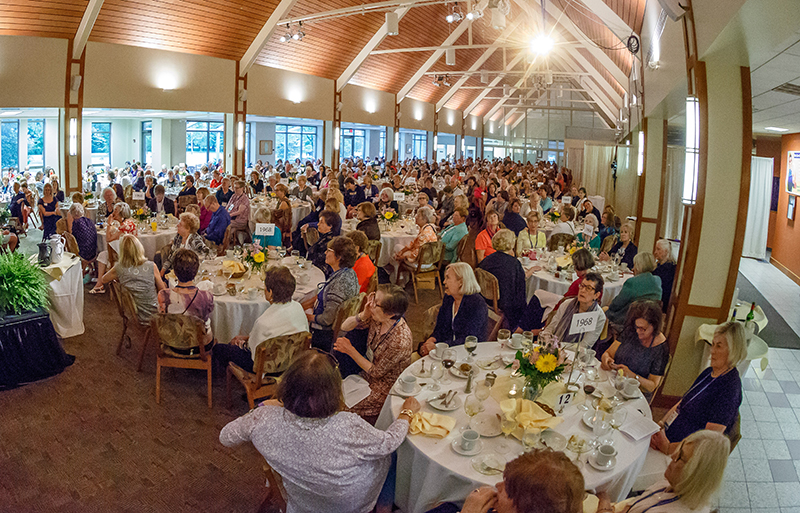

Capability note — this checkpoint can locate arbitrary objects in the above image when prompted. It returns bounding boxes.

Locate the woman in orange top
[347,230,376,293]
[475,209,500,264]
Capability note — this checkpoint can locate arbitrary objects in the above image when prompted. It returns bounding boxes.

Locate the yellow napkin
[499,398,564,439]
[222,260,245,274]
[556,255,572,268]
[408,411,457,438]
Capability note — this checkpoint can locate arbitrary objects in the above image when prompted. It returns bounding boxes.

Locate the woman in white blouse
[220,351,420,513]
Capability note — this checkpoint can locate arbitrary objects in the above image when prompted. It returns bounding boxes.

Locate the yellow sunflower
[534,353,558,373]
[253,252,265,263]
[384,212,393,220]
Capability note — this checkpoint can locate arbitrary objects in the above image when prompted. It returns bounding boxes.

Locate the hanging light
[530,33,554,55]
[292,22,304,41]
[280,24,292,43]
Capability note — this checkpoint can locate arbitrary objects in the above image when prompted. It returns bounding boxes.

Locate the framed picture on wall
[259,140,273,155]
[787,151,800,195]
[789,195,796,221]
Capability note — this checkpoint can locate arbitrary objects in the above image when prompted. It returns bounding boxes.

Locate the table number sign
[582,224,595,240]
[562,196,572,204]
[569,311,603,335]
[394,192,405,202]
[255,223,275,236]
[132,191,145,201]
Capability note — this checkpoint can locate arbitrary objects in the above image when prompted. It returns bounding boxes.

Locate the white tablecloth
[342,220,419,268]
[524,264,632,307]
[250,199,313,233]
[97,227,178,261]
[205,257,324,344]
[376,342,651,513]
[42,254,85,338]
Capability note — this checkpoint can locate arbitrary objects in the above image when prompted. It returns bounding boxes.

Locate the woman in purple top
[650,322,746,455]
[66,203,97,261]
[157,249,215,347]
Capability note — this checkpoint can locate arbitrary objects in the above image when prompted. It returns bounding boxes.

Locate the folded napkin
[556,255,572,268]
[408,411,457,438]
[499,398,563,439]
[222,260,245,274]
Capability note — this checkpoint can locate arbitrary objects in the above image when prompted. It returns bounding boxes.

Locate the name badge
[255,223,275,236]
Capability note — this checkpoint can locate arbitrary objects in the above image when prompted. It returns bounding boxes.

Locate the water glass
[464,336,478,362]
[425,362,443,392]
[522,426,541,451]
[497,329,511,349]
[463,395,482,430]
[498,416,518,454]
[592,411,612,445]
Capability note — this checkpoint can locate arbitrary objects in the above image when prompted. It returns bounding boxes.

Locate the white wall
[0,36,65,108]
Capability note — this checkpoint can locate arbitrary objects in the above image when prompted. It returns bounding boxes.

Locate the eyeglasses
[578,283,597,293]
[310,347,339,369]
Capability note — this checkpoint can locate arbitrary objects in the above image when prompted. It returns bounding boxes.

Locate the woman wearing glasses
[601,300,669,400]
[540,272,606,347]
[220,350,421,513]
[334,285,412,425]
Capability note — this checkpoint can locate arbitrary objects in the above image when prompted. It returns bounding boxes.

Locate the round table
[201,256,325,344]
[39,252,85,338]
[59,202,98,223]
[523,262,632,307]
[97,226,178,261]
[249,198,313,233]
[376,342,651,513]
[342,220,418,268]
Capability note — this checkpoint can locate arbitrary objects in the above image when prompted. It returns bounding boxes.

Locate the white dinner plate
[451,437,483,456]
[476,357,504,370]
[428,394,462,412]
[472,413,502,437]
[540,429,567,451]
[449,363,473,379]
[471,453,506,475]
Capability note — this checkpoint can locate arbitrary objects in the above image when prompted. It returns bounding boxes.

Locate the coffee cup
[509,334,524,349]
[521,256,531,266]
[399,375,417,393]
[225,250,235,259]
[461,429,480,451]
[247,288,260,300]
[435,342,448,357]
[623,377,640,396]
[595,444,617,467]
[213,283,226,295]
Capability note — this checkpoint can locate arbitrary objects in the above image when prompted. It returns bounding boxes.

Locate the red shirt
[352,254,376,293]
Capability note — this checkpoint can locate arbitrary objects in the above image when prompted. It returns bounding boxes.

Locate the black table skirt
[0,308,75,390]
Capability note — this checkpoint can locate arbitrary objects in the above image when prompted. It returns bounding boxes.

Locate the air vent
[772,82,800,96]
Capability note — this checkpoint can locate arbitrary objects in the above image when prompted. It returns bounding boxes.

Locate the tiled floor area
[715,258,800,512]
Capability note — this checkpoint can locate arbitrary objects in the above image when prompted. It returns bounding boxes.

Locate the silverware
[430,393,448,402]
[445,391,458,407]
[480,463,504,473]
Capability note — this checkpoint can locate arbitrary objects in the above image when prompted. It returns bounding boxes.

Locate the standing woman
[38,182,61,239]
[334,285,412,425]
[272,183,292,247]
[51,178,65,202]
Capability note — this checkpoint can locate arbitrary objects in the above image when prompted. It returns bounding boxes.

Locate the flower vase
[522,380,543,402]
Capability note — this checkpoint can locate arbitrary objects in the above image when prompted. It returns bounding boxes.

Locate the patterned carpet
[0,254,442,513]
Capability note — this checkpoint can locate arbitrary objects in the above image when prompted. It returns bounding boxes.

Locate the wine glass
[498,415,517,453]
[522,331,534,351]
[441,348,457,385]
[463,395,482,431]
[522,426,541,452]
[474,381,491,402]
[497,329,511,350]
[609,407,628,432]
[592,411,611,447]
[612,371,626,404]
[426,362,443,392]
[578,383,596,412]
[464,336,478,362]
[291,250,300,264]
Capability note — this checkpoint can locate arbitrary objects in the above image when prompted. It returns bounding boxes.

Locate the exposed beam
[281,0,443,24]
[482,56,543,122]
[73,0,105,59]
[461,51,525,118]
[239,0,300,78]
[550,53,617,123]
[396,0,489,102]
[337,6,411,91]
[372,43,526,55]
[425,70,590,76]
[564,45,622,105]
[579,0,634,43]
[480,96,595,102]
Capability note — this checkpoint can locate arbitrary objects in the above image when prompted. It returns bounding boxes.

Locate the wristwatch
[399,408,415,418]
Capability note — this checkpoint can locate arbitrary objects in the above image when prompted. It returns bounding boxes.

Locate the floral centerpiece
[403,187,413,196]
[242,243,266,272]
[382,209,399,224]
[510,333,567,401]
[548,210,561,224]
[84,192,94,201]
[133,206,152,222]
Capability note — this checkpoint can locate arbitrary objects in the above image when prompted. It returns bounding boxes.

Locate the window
[91,122,111,167]
[275,124,317,162]
[245,122,251,167]
[412,134,426,159]
[27,119,44,169]
[1,120,19,172]
[379,130,386,158]
[186,121,224,168]
[340,128,365,160]
[141,121,152,166]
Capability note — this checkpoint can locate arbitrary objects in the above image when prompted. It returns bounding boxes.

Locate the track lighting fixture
[279,22,305,42]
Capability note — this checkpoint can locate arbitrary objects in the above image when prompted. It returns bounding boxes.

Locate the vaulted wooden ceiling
[0,0,648,126]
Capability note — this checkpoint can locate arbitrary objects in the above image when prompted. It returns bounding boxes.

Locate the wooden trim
[770,256,800,287]
[639,217,658,224]
[685,305,721,319]
[651,394,681,411]
[717,66,752,325]
[634,117,647,246]
[656,118,668,240]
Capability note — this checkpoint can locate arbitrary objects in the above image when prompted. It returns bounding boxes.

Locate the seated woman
[219,351,421,513]
[355,201,380,241]
[214,266,309,373]
[375,187,399,214]
[650,322,745,455]
[390,206,438,284]
[605,252,662,329]
[251,207,283,248]
[478,229,528,329]
[550,205,576,236]
[460,449,584,513]
[306,236,360,352]
[96,234,165,322]
[653,238,677,312]
[474,209,500,264]
[541,272,606,347]
[599,221,637,269]
[9,182,29,228]
[177,174,196,197]
[597,430,729,513]
[158,213,209,277]
[601,300,668,399]
[501,197,526,236]
[418,263,488,355]
[66,203,98,262]
[307,210,341,277]
[515,211,547,256]
[577,198,602,224]
[91,202,139,294]
[143,175,156,202]
[249,170,264,195]
[334,285,412,425]
[575,213,601,251]
[563,248,596,299]
[157,249,214,348]
[51,178,65,203]
[195,187,212,232]
[347,230,376,293]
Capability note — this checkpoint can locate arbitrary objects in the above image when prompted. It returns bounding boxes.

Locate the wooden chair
[150,313,214,408]
[177,194,197,214]
[108,280,152,364]
[455,236,471,266]
[365,270,378,294]
[332,293,365,342]
[547,233,574,252]
[302,227,319,250]
[599,234,618,254]
[457,229,478,268]
[474,268,503,341]
[399,240,444,304]
[365,239,382,265]
[412,304,442,362]
[226,332,311,410]
[123,185,134,204]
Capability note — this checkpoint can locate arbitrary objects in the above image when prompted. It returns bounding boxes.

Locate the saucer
[451,437,483,456]
[472,413,502,437]
[429,349,442,360]
[392,381,422,397]
[471,453,506,475]
[620,389,641,400]
[588,451,617,471]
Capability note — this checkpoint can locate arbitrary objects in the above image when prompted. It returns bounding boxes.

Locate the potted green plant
[0,251,50,319]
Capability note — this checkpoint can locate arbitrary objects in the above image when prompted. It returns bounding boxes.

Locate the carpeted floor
[0,243,444,512]
[736,272,800,350]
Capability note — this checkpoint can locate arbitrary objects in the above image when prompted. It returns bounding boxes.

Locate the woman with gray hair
[653,239,677,312]
[158,212,209,277]
[604,251,663,329]
[97,186,118,219]
[477,228,530,329]
[576,213,601,251]
[91,202,138,294]
[419,262,488,355]
[66,202,98,261]
[598,430,730,513]
[390,206,438,285]
[651,321,745,455]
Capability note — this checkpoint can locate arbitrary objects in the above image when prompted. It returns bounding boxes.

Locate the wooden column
[233,61,247,178]
[62,39,85,194]
[635,117,667,252]
[393,98,401,164]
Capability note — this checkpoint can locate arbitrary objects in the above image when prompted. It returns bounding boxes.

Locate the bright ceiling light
[530,34,554,55]
[765,127,789,132]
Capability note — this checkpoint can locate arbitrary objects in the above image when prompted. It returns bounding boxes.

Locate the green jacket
[606,272,662,326]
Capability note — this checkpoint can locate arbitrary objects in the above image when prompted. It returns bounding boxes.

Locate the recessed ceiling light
[764,126,790,132]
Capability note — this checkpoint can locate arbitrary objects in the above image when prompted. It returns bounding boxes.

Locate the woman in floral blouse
[390,205,438,284]
[334,285,412,425]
